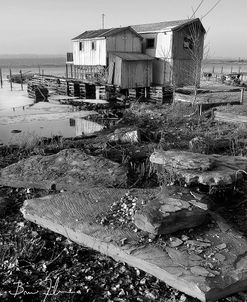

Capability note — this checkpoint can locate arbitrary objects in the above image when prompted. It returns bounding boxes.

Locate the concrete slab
[0,149,127,190]
[21,187,247,302]
[151,151,247,187]
[134,189,208,235]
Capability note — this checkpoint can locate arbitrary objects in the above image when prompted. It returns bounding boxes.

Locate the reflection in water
[70,118,105,136]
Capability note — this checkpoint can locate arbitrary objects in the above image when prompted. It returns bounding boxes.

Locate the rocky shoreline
[1,102,247,301]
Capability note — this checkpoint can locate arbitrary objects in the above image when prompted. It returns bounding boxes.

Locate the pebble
[216,243,227,250]
[215,253,226,262]
[170,237,183,248]
[181,235,189,241]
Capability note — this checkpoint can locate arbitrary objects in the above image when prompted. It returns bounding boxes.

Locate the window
[183,36,193,50]
[79,41,84,51]
[146,38,155,49]
[91,41,96,50]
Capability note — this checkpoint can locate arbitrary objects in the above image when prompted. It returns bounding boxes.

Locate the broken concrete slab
[134,191,208,235]
[21,187,247,302]
[109,127,140,143]
[0,149,127,191]
[150,150,247,187]
[150,150,215,171]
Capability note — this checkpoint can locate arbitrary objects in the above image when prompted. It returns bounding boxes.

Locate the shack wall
[121,60,152,89]
[172,21,205,86]
[106,29,142,54]
[73,38,106,66]
[152,58,173,86]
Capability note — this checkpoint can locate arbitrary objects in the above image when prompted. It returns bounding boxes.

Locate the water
[0,58,104,145]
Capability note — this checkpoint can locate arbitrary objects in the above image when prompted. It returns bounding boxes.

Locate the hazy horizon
[0,54,246,61]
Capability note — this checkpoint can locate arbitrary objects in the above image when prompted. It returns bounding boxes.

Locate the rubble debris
[109,127,140,143]
[0,149,128,191]
[96,192,138,228]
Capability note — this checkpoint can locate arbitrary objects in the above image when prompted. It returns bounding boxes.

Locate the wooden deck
[21,187,247,302]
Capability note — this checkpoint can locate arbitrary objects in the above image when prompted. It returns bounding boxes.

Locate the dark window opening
[183,36,193,50]
[92,41,96,50]
[146,38,155,49]
[79,42,82,51]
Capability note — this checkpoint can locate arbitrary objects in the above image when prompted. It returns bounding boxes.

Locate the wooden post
[239,66,241,73]
[199,104,202,116]
[221,66,223,74]
[42,69,44,76]
[65,64,68,79]
[0,68,3,88]
[71,65,73,78]
[38,65,41,75]
[9,68,13,91]
[20,70,23,91]
[212,66,215,74]
[240,88,244,104]
[230,66,233,73]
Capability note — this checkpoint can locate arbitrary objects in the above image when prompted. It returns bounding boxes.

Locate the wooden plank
[175,91,242,105]
[215,111,247,124]
[21,188,247,302]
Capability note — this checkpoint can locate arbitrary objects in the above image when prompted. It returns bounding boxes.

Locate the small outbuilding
[108,52,153,89]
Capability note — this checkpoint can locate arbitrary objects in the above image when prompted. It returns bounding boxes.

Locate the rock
[181,235,189,241]
[151,151,247,187]
[186,240,212,248]
[0,149,127,191]
[11,129,22,133]
[190,266,211,277]
[109,127,140,143]
[150,150,215,171]
[170,237,183,248]
[214,253,226,262]
[134,194,207,235]
[216,243,226,250]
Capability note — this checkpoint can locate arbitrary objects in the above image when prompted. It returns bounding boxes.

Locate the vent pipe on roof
[102,14,105,29]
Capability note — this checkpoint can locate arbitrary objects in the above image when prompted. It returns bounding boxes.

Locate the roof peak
[72,26,141,40]
[131,18,204,33]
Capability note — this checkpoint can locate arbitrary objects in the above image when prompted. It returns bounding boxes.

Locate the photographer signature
[9,277,77,301]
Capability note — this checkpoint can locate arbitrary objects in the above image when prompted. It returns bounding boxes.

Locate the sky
[0,0,246,59]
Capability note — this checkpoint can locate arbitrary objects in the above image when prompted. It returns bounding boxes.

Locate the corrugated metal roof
[72,26,141,40]
[111,52,153,61]
[131,18,204,33]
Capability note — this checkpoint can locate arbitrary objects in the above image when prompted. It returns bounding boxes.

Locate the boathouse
[67,18,205,88]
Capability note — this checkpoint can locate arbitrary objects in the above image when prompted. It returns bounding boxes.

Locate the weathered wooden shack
[132,18,206,87]
[68,18,205,90]
[108,52,153,89]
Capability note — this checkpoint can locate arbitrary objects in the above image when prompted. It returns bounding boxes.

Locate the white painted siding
[73,38,106,66]
[156,32,172,59]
